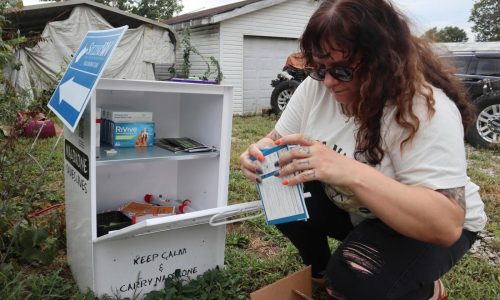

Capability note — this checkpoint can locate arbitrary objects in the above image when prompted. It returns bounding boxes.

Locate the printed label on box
[110,122,155,147]
[254,145,309,225]
[109,111,153,123]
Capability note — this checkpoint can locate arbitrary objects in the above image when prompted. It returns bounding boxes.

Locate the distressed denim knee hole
[341,241,384,276]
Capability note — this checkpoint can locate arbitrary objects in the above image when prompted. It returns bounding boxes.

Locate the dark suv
[440,51,500,148]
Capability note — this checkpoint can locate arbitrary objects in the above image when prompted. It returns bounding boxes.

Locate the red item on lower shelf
[177,199,192,214]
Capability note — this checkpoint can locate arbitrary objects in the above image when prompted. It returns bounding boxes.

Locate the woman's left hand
[275,134,358,187]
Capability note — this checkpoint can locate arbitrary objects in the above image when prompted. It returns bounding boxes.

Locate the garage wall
[220,0,318,114]
[243,36,299,114]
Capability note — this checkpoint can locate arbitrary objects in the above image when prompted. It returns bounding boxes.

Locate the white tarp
[9,6,175,95]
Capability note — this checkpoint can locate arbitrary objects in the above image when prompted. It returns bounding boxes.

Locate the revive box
[109,122,154,147]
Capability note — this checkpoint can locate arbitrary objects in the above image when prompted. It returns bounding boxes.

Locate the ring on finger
[297,146,311,155]
[303,169,316,178]
[304,135,315,143]
[297,159,310,167]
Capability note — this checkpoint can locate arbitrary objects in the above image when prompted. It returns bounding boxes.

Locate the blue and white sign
[48,26,127,132]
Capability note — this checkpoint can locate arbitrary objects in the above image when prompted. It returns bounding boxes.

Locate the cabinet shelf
[96,145,219,166]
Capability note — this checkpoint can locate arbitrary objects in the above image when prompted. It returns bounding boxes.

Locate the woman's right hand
[239,136,276,183]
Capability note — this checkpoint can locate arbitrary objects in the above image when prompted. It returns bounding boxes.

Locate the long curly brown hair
[301,0,474,165]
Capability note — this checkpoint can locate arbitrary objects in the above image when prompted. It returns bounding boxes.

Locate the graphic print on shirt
[322,143,375,219]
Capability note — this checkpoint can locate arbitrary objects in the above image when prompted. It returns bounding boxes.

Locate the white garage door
[243,36,300,114]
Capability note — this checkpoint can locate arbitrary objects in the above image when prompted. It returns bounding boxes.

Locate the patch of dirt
[248,236,281,258]
[227,223,283,259]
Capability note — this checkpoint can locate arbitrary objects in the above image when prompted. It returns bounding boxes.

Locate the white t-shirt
[275,77,487,232]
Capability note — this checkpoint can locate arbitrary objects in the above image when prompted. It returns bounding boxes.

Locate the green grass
[443,255,499,299]
[1,115,498,299]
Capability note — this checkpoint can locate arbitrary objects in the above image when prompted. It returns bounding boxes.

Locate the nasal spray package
[101,107,154,147]
[111,122,154,147]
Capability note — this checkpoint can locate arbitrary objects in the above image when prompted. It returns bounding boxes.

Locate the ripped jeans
[276,181,477,300]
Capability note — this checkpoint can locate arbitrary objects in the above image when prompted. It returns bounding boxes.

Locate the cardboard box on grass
[250,266,312,300]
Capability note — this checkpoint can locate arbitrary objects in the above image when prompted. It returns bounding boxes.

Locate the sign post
[48,26,127,132]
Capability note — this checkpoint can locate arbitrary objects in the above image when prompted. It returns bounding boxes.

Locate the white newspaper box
[64,79,261,298]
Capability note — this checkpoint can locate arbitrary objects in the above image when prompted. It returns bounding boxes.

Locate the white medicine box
[64,79,260,298]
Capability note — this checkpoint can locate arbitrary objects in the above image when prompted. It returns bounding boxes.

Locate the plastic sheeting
[9,6,175,95]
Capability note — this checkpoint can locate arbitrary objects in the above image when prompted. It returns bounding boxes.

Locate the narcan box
[109,122,155,147]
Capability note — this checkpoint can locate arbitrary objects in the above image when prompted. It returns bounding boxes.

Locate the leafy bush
[0,2,27,123]
[0,262,81,299]
[11,218,60,265]
[0,1,63,270]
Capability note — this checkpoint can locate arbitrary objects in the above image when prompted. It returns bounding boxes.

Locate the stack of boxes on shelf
[119,201,175,224]
[98,107,154,147]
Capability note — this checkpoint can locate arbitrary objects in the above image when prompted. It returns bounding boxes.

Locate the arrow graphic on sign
[75,47,88,63]
[59,77,90,111]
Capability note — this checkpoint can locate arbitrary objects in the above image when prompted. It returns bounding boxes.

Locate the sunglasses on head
[305,64,360,82]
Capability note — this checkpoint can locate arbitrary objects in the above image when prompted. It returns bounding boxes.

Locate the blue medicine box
[109,122,155,147]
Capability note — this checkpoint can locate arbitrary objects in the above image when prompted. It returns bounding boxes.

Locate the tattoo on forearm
[268,130,282,141]
[437,187,466,211]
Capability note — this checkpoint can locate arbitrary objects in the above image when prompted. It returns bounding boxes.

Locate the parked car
[440,50,500,148]
[270,52,308,115]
